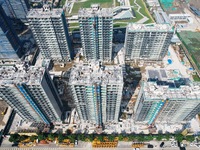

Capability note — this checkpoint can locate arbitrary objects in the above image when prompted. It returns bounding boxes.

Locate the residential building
[69,62,123,126]
[124,23,173,61]
[1,0,30,22]
[0,2,23,60]
[0,64,63,123]
[134,69,200,124]
[27,5,72,62]
[78,4,113,62]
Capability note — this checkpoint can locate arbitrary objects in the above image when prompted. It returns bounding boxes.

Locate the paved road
[0,148,199,150]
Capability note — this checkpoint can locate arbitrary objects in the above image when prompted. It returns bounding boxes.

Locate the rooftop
[127,23,173,32]
[0,63,45,86]
[27,5,63,18]
[78,4,113,17]
[142,69,200,100]
[69,62,123,85]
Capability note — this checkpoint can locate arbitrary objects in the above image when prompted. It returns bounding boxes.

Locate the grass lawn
[177,31,200,70]
[71,0,113,14]
[60,0,66,6]
[193,74,200,82]
[135,0,154,23]
[113,23,128,28]
[68,27,80,32]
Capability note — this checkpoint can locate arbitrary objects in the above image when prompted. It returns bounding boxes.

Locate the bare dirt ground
[189,0,200,8]
[163,0,200,14]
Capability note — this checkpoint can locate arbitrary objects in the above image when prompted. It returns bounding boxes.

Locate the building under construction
[78,4,113,62]
[27,5,72,62]
[69,62,123,127]
[0,63,63,124]
[134,69,200,124]
[124,23,173,62]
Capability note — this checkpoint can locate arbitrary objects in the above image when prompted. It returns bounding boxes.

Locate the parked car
[12,143,18,147]
[160,142,164,148]
[147,144,154,148]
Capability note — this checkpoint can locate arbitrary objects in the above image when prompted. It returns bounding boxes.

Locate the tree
[38,134,45,141]
[67,134,76,143]
[175,134,184,142]
[97,135,104,142]
[48,133,55,141]
[9,134,20,143]
[185,135,195,142]
[86,134,94,142]
[156,134,163,141]
[108,135,115,142]
[144,135,153,141]
[19,135,29,142]
[118,134,124,141]
[58,134,64,143]
[165,134,170,141]
[30,135,38,142]
[136,135,145,142]
[77,134,85,141]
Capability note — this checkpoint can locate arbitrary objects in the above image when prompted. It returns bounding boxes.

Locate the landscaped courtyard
[68,0,154,30]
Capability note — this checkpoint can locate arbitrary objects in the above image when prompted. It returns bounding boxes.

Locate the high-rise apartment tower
[125,23,173,61]
[134,69,200,124]
[69,62,123,126]
[78,4,113,62]
[0,2,23,60]
[0,64,63,124]
[27,5,72,62]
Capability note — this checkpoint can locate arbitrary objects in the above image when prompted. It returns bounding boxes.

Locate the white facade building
[134,69,200,124]
[69,62,123,126]
[27,5,72,62]
[124,23,173,61]
[0,64,63,123]
[78,4,113,62]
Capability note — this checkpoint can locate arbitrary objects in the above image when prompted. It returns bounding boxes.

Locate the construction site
[159,0,200,14]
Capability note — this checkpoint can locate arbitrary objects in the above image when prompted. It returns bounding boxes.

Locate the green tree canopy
[156,134,163,141]
[58,134,64,143]
[38,134,45,141]
[108,135,115,142]
[48,133,55,141]
[19,135,29,142]
[9,133,20,143]
[185,136,195,142]
[175,134,184,142]
[30,135,38,142]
